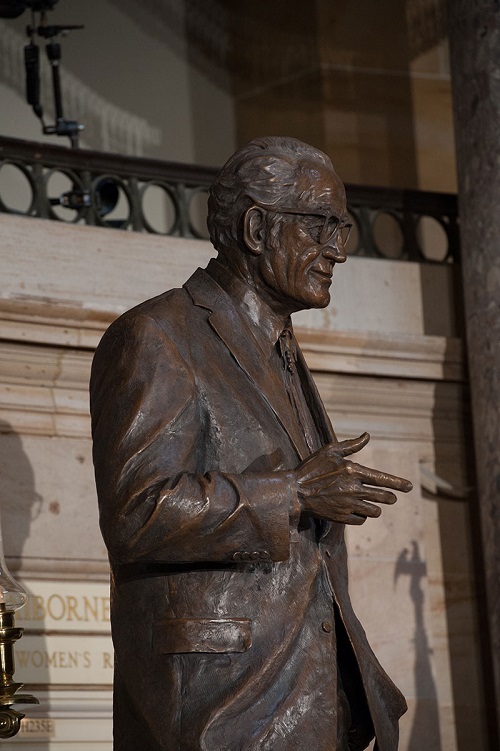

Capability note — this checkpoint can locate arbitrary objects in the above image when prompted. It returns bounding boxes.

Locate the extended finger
[348,463,412,492]
[344,513,367,526]
[350,499,382,518]
[357,486,398,505]
[332,432,370,457]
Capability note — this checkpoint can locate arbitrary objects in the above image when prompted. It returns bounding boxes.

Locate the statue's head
[208,136,351,312]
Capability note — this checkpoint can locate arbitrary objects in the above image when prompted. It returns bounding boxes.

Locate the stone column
[448,2,500,744]
[227,0,420,188]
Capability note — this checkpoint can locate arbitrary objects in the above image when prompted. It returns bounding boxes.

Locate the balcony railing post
[31,162,48,220]
[128,177,143,232]
[176,183,190,238]
[80,170,95,226]
[401,209,420,262]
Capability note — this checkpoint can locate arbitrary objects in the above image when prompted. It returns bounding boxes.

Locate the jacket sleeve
[90,310,297,564]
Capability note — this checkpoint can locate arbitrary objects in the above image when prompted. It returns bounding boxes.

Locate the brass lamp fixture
[0,525,38,738]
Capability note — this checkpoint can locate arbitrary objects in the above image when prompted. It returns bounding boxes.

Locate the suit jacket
[90,264,407,751]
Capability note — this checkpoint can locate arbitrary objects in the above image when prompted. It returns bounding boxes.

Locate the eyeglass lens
[320,216,352,246]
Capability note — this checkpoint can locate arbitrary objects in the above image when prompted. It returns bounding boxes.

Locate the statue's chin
[303,288,331,310]
[292,295,331,313]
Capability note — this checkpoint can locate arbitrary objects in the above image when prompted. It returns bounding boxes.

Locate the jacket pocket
[153,617,252,654]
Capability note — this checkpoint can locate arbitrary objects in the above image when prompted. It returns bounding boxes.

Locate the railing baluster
[31,162,47,219]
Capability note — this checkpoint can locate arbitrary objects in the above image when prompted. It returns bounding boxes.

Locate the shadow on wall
[0,420,43,566]
[395,540,441,750]
[0,418,50,749]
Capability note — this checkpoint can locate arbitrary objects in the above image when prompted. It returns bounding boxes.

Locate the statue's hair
[207,136,333,256]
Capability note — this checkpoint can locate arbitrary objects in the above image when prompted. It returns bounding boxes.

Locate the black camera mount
[1,0,86,147]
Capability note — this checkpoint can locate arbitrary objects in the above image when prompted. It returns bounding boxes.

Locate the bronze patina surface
[90,136,412,751]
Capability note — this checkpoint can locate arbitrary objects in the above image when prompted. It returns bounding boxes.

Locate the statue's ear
[243,206,266,255]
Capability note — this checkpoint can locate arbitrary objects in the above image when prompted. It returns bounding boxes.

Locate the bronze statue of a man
[90,136,412,750]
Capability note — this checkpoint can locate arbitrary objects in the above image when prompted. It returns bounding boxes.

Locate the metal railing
[0,136,459,263]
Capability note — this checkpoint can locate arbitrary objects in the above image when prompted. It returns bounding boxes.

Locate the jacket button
[232,552,242,561]
[259,550,270,560]
[324,549,331,558]
[321,621,333,633]
[250,552,261,560]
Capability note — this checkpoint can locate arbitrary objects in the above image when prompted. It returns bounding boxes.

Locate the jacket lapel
[184,268,310,460]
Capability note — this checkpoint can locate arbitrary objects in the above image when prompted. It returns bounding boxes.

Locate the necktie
[278,325,319,453]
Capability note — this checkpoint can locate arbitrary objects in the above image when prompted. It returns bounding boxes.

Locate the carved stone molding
[0,329,464,443]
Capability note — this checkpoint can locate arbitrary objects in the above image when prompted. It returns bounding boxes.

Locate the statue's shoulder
[120,285,190,328]
[111,265,214,335]
[94,268,219,365]
[93,285,190,361]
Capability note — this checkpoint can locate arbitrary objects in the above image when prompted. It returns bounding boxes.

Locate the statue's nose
[323,242,347,263]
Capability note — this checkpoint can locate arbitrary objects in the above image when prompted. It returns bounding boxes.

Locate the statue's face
[257,163,348,312]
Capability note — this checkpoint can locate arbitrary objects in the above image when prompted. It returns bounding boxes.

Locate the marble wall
[0,213,486,749]
[228,0,456,192]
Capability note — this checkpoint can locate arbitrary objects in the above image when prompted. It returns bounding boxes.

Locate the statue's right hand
[294,433,412,525]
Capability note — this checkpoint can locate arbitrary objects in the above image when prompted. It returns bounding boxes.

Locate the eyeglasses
[262,207,353,247]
